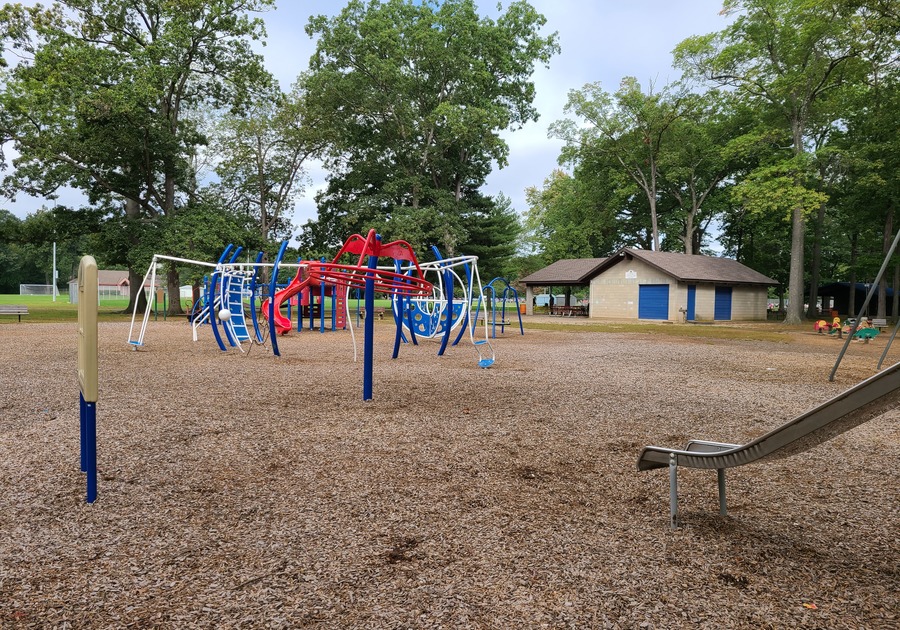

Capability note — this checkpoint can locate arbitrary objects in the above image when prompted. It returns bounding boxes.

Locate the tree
[551,78,689,252]
[674,0,865,324]
[659,91,767,254]
[524,169,620,261]
[719,199,791,308]
[457,192,521,282]
[0,0,274,313]
[300,0,558,256]
[208,79,326,245]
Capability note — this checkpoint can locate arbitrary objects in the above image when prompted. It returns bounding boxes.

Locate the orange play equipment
[261,267,311,335]
[261,230,432,335]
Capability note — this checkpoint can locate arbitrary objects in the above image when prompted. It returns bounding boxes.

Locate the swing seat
[478,358,494,368]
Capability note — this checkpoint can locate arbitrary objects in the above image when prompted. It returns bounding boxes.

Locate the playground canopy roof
[520,258,607,286]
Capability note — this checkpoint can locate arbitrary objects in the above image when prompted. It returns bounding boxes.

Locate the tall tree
[208,79,326,245]
[301,0,558,256]
[674,0,864,324]
[0,0,273,313]
[524,168,620,261]
[551,77,689,251]
[457,192,521,282]
[659,91,766,254]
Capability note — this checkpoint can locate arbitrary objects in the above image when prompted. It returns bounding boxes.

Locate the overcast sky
[2,0,733,230]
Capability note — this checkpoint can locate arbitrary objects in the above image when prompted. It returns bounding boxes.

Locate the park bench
[871,318,888,331]
[0,305,29,322]
[361,306,386,319]
[550,305,587,317]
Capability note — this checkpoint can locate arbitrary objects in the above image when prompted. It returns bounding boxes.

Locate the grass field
[0,294,135,322]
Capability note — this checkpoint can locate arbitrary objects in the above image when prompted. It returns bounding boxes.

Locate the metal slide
[638,361,900,528]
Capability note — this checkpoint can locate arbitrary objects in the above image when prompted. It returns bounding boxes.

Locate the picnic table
[550,305,587,317]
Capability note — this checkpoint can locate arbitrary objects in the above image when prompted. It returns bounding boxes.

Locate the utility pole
[52,242,58,302]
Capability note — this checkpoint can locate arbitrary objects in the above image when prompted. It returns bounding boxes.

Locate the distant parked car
[534,294,575,307]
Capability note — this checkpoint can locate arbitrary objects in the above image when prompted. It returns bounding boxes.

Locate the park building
[522,248,777,322]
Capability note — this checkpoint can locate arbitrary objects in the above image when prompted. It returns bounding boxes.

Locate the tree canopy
[298,0,558,259]
[0,0,274,311]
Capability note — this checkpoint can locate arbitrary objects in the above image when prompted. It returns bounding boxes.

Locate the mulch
[0,319,897,628]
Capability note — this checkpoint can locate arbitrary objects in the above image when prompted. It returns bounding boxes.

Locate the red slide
[261,267,310,335]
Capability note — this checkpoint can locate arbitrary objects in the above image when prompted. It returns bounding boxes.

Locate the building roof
[521,258,607,285]
[600,249,778,286]
[97,270,130,286]
[69,270,135,286]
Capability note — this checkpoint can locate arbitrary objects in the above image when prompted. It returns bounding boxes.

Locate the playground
[0,320,897,627]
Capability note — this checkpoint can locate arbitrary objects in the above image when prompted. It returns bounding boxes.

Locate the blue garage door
[714,286,733,320]
[638,284,670,320]
[686,285,696,321]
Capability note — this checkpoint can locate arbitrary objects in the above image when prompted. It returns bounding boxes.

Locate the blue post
[392,261,406,359]
[269,240,289,356]
[80,392,97,503]
[438,267,454,356]
[80,394,86,471]
[208,270,228,351]
[331,288,337,331]
[363,236,379,401]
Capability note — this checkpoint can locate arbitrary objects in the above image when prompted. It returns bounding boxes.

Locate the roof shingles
[522,250,776,287]
[520,258,607,285]
[617,249,777,285]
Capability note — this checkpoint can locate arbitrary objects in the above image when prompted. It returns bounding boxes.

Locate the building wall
[589,257,678,320]
[589,257,769,321]
[730,285,769,320]
[691,284,766,321]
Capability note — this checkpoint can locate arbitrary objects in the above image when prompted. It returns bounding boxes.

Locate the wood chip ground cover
[0,320,897,628]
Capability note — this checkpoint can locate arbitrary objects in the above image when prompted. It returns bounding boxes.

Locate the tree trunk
[123,198,146,314]
[877,203,893,318]
[649,198,659,251]
[784,118,807,326]
[848,233,858,317]
[692,225,703,255]
[805,201,826,319]
[126,273,148,315]
[785,204,805,324]
[167,264,184,316]
[682,211,695,255]
[893,261,899,319]
[163,167,184,316]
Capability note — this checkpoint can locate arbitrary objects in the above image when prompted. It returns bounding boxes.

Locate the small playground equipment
[814,317,842,335]
[479,277,524,339]
[129,247,272,354]
[392,246,496,368]
[130,244,352,354]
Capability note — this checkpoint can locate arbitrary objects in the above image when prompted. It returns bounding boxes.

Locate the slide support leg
[669,453,679,530]
[717,469,727,516]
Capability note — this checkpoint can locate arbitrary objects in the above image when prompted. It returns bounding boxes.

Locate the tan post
[78,256,98,402]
